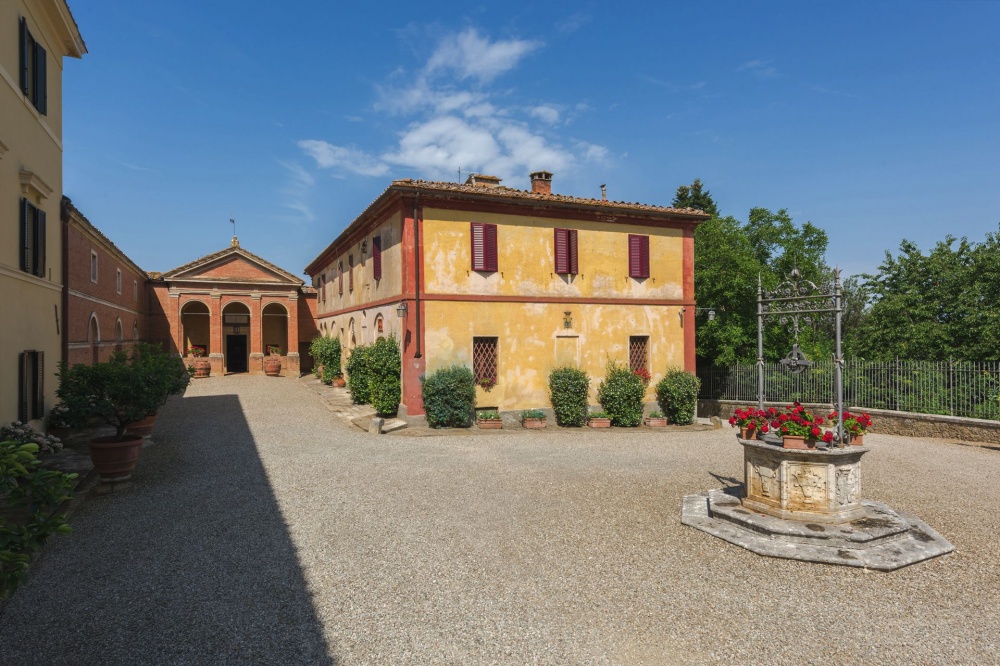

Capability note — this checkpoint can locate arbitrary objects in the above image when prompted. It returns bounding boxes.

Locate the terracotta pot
[850,434,865,446]
[263,357,282,377]
[782,435,817,450]
[739,426,750,439]
[193,359,211,378]
[333,377,346,388]
[522,418,546,429]
[588,418,612,428]
[88,435,144,482]
[477,419,503,429]
[127,414,157,438]
[645,417,668,427]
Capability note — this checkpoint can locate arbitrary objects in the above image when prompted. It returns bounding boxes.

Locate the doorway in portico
[226,335,248,373]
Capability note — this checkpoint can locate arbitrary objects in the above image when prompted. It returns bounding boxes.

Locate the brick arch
[89,313,100,364]
[114,318,124,351]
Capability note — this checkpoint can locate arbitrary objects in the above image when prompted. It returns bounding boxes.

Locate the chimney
[600,184,607,201]
[465,173,502,188]
[530,171,553,195]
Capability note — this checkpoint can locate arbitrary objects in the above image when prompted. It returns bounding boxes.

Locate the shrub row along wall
[698,399,1000,444]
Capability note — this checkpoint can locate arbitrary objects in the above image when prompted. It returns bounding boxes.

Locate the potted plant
[644,410,668,427]
[770,403,833,449]
[264,345,283,376]
[729,406,773,440]
[478,375,497,391]
[633,367,652,387]
[57,344,190,483]
[477,410,503,429]
[587,411,612,428]
[521,409,547,429]
[829,410,873,445]
[186,345,211,378]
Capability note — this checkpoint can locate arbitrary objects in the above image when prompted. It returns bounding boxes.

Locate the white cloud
[738,58,779,79]
[425,28,542,83]
[297,140,390,177]
[556,14,591,34]
[529,105,560,124]
[277,161,316,222]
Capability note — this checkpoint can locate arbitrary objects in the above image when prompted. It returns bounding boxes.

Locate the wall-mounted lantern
[361,239,368,255]
[396,301,408,318]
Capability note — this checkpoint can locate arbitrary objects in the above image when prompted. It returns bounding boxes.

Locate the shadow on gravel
[0,394,335,665]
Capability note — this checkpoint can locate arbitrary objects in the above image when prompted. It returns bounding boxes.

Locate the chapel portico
[148,237,314,376]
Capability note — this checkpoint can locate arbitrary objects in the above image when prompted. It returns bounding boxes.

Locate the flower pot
[88,435,144,482]
[782,435,817,450]
[522,418,546,429]
[645,417,668,427]
[263,357,282,377]
[740,426,750,439]
[477,419,503,429]
[192,359,211,378]
[588,418,611,428]
[127,414,157,438]
[333,377,346,388]
[850,434,865,446]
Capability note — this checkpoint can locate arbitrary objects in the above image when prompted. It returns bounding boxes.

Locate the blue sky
[62,1,1000,279]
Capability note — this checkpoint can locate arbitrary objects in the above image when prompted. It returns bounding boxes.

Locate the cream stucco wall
[421,208,685,300]
[0,1,82,426]
[316,212,403,316]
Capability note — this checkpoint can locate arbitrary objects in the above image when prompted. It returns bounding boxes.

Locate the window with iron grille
[18,350,44,422]
[629,336,649,373]
[628,234,649,279]
[554,228,578,275]
[470,223,498,272]
[473,337,499,388]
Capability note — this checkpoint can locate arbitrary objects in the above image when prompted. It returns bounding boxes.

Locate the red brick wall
[194,257,280,281]
[65,220,149,365]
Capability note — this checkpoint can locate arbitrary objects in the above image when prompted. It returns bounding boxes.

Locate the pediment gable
[162,244,302,286]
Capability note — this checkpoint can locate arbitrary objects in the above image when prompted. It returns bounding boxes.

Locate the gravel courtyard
[1,376,998,665]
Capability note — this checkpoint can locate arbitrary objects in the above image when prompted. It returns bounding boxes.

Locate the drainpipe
[413,193,422,358]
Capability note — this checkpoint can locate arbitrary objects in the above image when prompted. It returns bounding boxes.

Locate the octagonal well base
[681,489,954,571]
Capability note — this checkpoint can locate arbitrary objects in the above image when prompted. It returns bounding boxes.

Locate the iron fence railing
[698,359,1000,421]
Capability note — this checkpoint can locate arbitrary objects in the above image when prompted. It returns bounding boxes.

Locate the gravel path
[1,376,998,665]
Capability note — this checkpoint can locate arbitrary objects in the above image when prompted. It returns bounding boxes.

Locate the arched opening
[348,318,357,349]
[374,314,385,341]
[181,301,211,356]
[222,301,251,373]
[262,302,289,355]
[114,318,124,352]
[132,320,139,342]
[89,314,100,365]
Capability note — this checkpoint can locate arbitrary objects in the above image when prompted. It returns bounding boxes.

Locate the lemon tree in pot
[57,344,190,483]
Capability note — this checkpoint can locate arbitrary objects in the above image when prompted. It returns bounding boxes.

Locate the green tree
[672,178,719,217]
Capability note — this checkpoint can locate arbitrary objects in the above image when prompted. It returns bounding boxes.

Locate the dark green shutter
[34,351,44,419]
[19,18,30,94]
[18,352,28,423]
[35,209,46,277]
[20,199,31,271]
[35,42,47,115]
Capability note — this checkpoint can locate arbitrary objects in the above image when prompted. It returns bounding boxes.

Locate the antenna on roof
[230,216,239,247]
[458,167,462,183]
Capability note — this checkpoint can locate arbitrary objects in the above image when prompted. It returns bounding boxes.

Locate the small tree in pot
[57,343,190,483]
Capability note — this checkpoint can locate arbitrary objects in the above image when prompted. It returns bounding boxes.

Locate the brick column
[169,291,182,355]
[209,291,224,374]
[287,292,300,376]
[250,292,263,374]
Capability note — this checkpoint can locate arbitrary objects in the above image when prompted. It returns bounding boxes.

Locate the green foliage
[672,178,719,217]
[57,343,190,438]
[345,344,372,404]
[477,410,501,420]
[309,336,342,381]
[0,439,76,598]
[521,409,546,420]
[648,410,664,419]
[597,360,645,427]
[655,368,701,425]
[422,366,476,428]
[548,367,590,427]
[847,229,1000,361]
[367,336,401,417]
[588,411,610,419]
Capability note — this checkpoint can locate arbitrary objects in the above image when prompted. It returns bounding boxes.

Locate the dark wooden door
[226,335,248,373]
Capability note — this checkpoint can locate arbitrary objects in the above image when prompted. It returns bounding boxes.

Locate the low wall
[698,399,1000,444]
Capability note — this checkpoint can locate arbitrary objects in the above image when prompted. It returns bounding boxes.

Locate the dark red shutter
[484,224,497,272]
[569,229,579,275]
[35,42,46,115]
[35,208,46,277]
[18,352,28,422]
[34,351,44,419]
[629,234,649,278]
[348,255,354,291]
[338,262,343,295]
[554,229,568,273]
[372,235,382,281]
[471,223,485,271]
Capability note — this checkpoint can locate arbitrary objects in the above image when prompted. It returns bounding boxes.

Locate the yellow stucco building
[306,172,709,416]
[0,0,85,426]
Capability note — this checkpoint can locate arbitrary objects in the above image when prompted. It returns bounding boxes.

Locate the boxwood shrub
[422,366,476,428]
[548,366,590,427]
[367,336,401,417]
[309,335,342,384]
[656,367,701,425]
[597,360,645,427]
[345,344,372,405]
